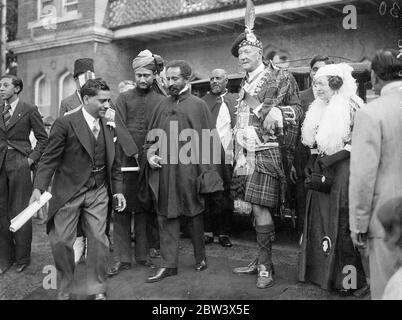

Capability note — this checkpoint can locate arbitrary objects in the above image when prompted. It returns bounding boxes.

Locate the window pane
[62,73,75,99]
[38,78,50,106]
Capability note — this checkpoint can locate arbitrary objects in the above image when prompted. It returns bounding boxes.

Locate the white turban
[132,49,156,71]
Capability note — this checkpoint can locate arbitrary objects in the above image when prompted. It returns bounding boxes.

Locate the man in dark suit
[30,79,126,300]
[202,69,236,248]
[59,58,96,262]
[0,75,48,275]
[59,58,95,117]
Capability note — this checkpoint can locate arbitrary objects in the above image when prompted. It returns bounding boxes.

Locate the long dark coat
[114,87,164,212]
[298,154,366,290]
[140,90,223,218]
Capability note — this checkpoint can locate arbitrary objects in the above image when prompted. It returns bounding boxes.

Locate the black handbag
[304,172,334,193]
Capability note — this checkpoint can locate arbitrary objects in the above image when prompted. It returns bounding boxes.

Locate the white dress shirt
[82,106,100,135]
[4,98,19,117]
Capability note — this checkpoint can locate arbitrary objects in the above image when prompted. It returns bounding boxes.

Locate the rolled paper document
[9,192,52,232]
[121,167,139,172]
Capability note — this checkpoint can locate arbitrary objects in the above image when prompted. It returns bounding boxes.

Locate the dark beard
[136,85,151,93]
[168,85,183,97]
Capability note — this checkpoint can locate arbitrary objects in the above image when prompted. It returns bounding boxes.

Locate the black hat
[230,32,263,57]
[73,58,94,78]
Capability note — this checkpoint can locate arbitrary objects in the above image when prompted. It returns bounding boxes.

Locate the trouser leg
[7,151,33,265]
[203,194,214,234]
[81,185,109,295]
[0,160,13,268]
[157,215,180,269]
[112,210,132,263]
[134,211,149,262]
[187,213,206,264]
[215,192,233,236]
[49,192,83,294]
[146,211,160,250]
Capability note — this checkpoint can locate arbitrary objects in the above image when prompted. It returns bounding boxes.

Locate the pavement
[1,216,369,300]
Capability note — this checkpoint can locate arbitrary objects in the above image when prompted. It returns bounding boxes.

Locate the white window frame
[37,0,56,20]
[34,74,51,116]
[62,0,78,16]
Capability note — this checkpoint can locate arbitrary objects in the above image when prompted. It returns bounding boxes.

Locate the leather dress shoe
[146,267,178,283]
[137,260,156,268]
[0,264,12,275]
[218,235,232,247]
[57,292,71,300]
[94,293,107,300]
[204,235,214,245]
[16,263,29,273]
[194,259,208,272]
[149,248,161,259]
[107,261,131,277]
[233,258,258,275]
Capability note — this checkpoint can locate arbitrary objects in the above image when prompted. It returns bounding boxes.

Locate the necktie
[2,104,11,127]
[92,120,99,140]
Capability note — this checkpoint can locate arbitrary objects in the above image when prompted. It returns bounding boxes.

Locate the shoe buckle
[259,270,269,277]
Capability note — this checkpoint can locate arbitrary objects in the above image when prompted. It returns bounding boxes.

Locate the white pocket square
[113,137,117,143]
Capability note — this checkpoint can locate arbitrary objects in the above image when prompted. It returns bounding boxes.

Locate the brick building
[7,0,399,118]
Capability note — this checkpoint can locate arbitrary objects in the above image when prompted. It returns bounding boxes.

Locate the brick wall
[17,40,137,118]
[15,9,397,118]
[144,12,398,80]
[17,0,97,40]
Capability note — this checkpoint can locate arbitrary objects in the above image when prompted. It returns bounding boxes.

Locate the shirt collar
[247,63,265,82]
[5,98,19,111]
[82,106,99,128]
[381,81,402,96]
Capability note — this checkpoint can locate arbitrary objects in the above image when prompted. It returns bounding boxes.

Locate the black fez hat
[230,32,263,58]
[73,58,94,78]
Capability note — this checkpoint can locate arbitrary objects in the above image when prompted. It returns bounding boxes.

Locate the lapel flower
[105,106,116,129]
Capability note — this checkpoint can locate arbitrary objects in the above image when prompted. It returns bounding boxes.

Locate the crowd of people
[0,17,401,300]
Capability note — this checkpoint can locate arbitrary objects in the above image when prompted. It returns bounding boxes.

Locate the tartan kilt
[244,148,283,208]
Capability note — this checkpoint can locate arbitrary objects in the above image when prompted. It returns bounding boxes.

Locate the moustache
[168,85,181,94]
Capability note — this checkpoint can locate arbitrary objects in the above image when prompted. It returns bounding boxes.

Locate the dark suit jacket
[299,87,314,112]
[202,91,237,128]
[0,100,48,169]
[33,109,123,233]
[59,91,81,117]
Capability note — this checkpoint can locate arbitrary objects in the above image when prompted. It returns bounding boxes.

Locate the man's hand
[263,113,277,133]
[113,193,127,212]
[350,231,367,249]
[290,165,297,184]
[148,155,162,169]
[30,189,42,218]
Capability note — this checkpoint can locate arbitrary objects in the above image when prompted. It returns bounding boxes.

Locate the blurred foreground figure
[349,48,402,299]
